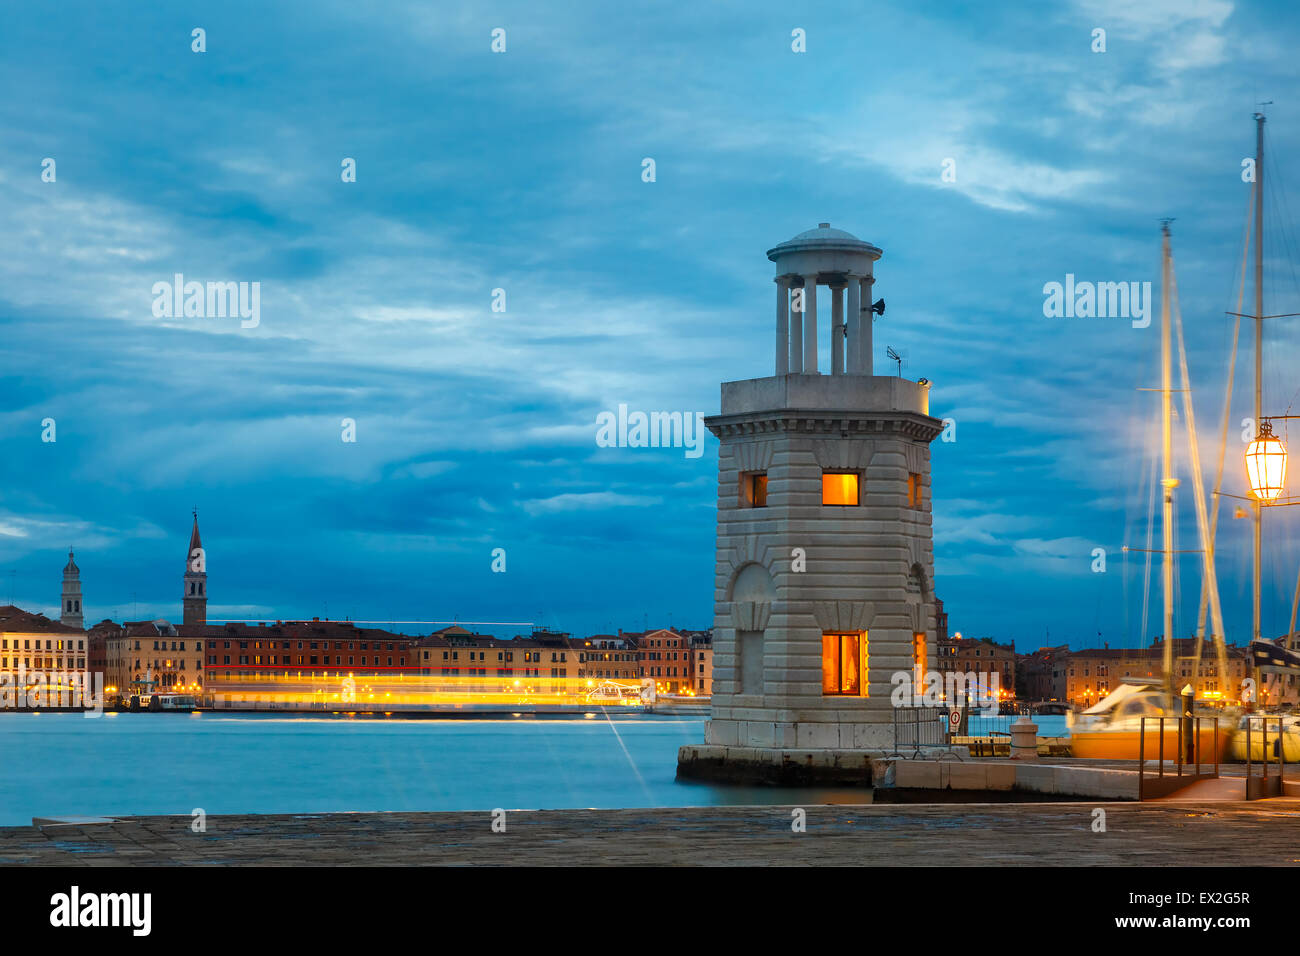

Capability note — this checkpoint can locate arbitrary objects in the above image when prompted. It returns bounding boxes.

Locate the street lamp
[1246,420,1288,501]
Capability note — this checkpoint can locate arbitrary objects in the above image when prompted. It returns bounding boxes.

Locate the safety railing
[889,706,956,758]
[1138,716,1219,800]
[1243,716,1285,800]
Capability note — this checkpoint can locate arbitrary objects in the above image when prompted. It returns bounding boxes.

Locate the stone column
[860,277,874,374]
[775,277,790,376]
[803,275,818,374]
[845,277,861,373]
[829,282,845,375]
[790,280,804,373]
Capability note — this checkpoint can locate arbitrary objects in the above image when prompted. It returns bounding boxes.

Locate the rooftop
[765,221,882,262]
[0,605,83,634]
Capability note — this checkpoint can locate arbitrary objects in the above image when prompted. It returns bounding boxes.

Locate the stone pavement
[4,800,1300,865]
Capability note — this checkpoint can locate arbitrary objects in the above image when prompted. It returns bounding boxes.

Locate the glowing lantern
[1246,421,1287,502]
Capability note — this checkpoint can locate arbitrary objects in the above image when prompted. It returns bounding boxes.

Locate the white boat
[583,681,644,706]
[1229,713,1300,762]
[1068,680,1231,761]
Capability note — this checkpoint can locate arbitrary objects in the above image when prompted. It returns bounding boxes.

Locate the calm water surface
[0,712,880,826]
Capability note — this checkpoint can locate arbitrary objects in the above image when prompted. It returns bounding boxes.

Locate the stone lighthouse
[680,223,944,779]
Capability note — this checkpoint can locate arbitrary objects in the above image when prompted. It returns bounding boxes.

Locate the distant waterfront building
[89,620,123,694]
[197,618,411,681]
[1017,645,1071,701]
[0,605,86,704]
[60,549,84,629]
[182,513,207,626]
[577,632,641,681]
[685,630,713,695]
[407,626,580,693]
[1059,638,1250,708]
[86,618,111,680]
[1012,638,1255,708]
[937,635,1016,699]
[103,619,203,696]
[529,628,583,690]
[697,222,944,757]
[634,628,695,694]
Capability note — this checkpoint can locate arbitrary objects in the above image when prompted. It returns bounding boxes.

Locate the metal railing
[1138,716,1219,800]
[889,706,953,757]
[1243,716,1285,800]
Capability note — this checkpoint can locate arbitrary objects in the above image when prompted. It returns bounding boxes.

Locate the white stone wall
[705,374,942,751]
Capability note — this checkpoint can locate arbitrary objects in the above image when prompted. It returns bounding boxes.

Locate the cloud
[0,0,1290,644]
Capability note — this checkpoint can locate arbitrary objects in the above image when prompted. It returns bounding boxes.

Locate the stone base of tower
[675,740,965,787]
[676,743,878,786]
[703,716,893,751]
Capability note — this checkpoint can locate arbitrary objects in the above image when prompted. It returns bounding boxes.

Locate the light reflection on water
[0,712,873,825]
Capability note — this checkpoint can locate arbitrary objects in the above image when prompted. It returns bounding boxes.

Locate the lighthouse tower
[697,223,943,761]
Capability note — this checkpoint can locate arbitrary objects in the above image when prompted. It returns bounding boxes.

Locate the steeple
[60,547,84,629]
[183,509,207,626]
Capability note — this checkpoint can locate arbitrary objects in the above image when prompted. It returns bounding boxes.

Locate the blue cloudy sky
[3,0,1300,650]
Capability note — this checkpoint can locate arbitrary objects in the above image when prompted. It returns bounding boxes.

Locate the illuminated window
[821,633,867,696]
[740,472,768,507]
[908,472,923,509]
[913,632,927,689]
[822,472,860,506]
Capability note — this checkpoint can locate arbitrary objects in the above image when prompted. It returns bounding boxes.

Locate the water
[967,714,1068,737]
[0,712,872,826]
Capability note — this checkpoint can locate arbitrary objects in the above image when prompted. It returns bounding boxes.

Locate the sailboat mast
[1161,222,1176,695]
[1253,112,1266,652]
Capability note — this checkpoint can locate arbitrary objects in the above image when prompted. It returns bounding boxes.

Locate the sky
[2,0,1300,650]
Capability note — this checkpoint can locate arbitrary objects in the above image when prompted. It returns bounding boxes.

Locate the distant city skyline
[4,1,1300,648]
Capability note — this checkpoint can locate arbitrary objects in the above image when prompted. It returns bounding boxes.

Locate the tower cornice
[705,409,944,443]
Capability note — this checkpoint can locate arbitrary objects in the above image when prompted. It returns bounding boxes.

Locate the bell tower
[697,223,944,760]
[183,510,207,626]
[60,548,84,629]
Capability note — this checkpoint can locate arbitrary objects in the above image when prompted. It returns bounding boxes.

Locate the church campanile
[60,549,84,629]
[183,512,207,626]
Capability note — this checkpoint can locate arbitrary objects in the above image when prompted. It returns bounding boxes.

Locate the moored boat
[1228,713,1300,762]
[1068,681,1233,761]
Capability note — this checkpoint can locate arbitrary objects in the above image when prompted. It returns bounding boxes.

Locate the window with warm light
[740,472,768,507]
[908,472,923,509]
[822,472,860,506]
[913,632,926,689]
[821,632,867,696]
